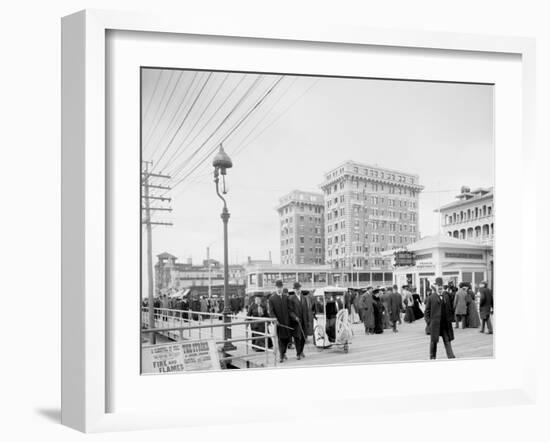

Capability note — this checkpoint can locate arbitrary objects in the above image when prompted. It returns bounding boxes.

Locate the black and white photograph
[140,68,495,374]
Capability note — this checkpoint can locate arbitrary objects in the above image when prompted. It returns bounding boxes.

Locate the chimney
[268,251,272,262]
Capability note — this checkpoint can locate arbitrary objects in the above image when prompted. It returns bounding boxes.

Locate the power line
[172,75,284,191]
[224,76,297,149]
[154,72,214,171]
[144,71,185,149]
[142,70,163,122]
[169,75,298,188]
[165,74,250,180]
[142,70,175,148]
[147,71,200,161]
[168,74,264,183]
[233,77,320,159]
[160,73,230,172]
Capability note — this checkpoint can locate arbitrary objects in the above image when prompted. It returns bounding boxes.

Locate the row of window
[327,257,391,268]
[280,204,324,215]
[325,166,416,185]
[326,234,415,248]
[444,204,493,225]
[281,247,324,256]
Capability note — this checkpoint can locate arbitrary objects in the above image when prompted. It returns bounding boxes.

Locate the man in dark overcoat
[479,283,494,334]
[268,280,292,362]
[388,287,403,333]
[288,282,311,360]
[424,282,456,359]
[359,287,375,334]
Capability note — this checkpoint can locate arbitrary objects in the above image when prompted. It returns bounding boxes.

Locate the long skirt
[466,304,481,328]
[404,306,415,323]
[412,302,424,320]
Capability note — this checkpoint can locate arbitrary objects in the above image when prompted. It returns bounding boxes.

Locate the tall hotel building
[277,190,325,265]
[320,161,424,270]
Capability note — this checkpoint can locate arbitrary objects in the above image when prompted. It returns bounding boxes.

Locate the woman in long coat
[403,290,415,323]
[360,289,375,334]
[247,296,269,350]
[412,290,424,320]
[372,290,385,334]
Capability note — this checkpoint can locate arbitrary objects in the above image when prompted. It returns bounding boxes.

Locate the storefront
[392,235,493,299]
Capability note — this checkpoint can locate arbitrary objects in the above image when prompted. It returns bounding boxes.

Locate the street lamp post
[212,145,236,351]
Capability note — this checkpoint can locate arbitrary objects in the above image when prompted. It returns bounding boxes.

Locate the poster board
[142,339,221,374]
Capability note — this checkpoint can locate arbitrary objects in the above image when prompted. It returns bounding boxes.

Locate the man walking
[288,282,309,360]
[479,282,494,334]
[388,287,403,333]
[268,280,292,363]
[424,281,456,360]
[454,283,469,329]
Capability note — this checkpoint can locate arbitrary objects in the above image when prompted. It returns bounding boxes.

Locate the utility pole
[142,161,172,344]
[207,246,212,302]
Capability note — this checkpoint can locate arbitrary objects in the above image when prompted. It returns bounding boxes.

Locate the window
[300,236,304,244]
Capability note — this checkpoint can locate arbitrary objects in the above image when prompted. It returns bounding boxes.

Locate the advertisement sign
[142,339,220,374]
[394,251,415,266]
[181,340,220,372]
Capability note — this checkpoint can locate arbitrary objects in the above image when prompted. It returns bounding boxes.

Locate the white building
[437,186,494,246]
[392,235,493,298]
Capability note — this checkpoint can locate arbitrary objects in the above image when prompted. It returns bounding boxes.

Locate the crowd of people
[143,277,494,362]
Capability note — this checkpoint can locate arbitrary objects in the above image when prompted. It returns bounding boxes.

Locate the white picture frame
[61,9,537,433]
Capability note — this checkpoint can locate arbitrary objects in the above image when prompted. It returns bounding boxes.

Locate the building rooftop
[320,160,423,191]
[405,234,491,252]
[157,252,176,259]
[323,160,420,179]
[437,186,493,212]
[277,189,324,209]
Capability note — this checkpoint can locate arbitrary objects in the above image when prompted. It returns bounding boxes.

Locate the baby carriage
[312,287,353,353]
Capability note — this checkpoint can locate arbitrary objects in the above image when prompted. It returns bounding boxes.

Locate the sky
[141,69,494,268]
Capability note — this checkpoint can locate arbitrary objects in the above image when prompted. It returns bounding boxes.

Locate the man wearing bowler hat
[268,279,292,362]
[424,277,456,359]
[288,282,311,360]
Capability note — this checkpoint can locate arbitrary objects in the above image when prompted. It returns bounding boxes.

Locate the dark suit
[424,292,456,359]
[388,292,403,331]
[479,288,494,333]
[268,292,291,360]
[288,292,309,356]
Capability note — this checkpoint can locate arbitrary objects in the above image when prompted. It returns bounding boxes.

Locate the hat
[275,279,283,288]
[372,288,380,294]
[293,282,301,290]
